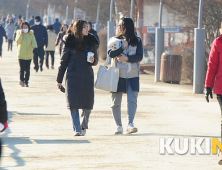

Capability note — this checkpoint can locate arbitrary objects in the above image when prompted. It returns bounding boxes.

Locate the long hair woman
[16,22,37,87]
[57,20,99,136]
[107,17,143,134]
[55,24,68,56]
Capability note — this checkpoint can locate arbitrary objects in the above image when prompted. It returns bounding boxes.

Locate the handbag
[95,57,119,92]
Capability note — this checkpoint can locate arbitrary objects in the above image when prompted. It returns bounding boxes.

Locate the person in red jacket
[205,35,222,165]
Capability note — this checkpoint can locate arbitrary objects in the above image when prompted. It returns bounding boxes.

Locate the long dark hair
[60,24,68,31]
[117,18,138,46]
[73,20,87,53]
[67,24,73,34]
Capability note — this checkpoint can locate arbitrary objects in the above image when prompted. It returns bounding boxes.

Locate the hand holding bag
[95,57,119,92]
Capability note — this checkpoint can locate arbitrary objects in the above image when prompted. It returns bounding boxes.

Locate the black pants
[0,41,2,56]
[45,51,55,67]
[8,39,13,51]
[33,47,45,71]
[19,59,31,84]
[217,95,222,140]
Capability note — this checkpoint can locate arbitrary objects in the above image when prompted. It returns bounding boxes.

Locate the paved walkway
[0,42,221,169]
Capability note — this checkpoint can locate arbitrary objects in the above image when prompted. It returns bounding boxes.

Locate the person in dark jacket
[0,79,8,158]
[28,15,34,26]
[14,15,21,28]
[53,18,61,34]
[107,17,143,135]
[31,16,48,72]
[57,20,99,136]
[0,21,7,58]
[55,24,68,56]
[88,22,99,42]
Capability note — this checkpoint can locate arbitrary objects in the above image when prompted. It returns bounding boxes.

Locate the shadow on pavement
[9,111,59,116]
[1,111,90,169]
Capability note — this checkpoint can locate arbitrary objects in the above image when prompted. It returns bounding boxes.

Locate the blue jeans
[111,84,138,126]
[70,109,91,133]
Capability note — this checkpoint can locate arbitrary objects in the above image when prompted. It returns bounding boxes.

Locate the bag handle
[104,57,117,68]
[104,56,110,67]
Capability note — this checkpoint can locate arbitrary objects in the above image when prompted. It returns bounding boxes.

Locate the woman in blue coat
[57,20,99,136]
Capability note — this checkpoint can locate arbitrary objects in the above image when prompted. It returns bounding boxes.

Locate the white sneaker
[74,132,81,136]
[126,123,138,134]
[114,126,123,134]
[81,129,86,136]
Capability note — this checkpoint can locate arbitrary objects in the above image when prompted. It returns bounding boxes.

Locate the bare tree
[163,0,222,60]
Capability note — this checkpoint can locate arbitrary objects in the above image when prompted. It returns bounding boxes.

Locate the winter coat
[205,34,222,95]
[108,36,143,93]
[55,31,66,47]
[88,29,99,43]
[15,30,37,60]
[55,31,66,55]
[0,79,7,124]
[30,24,48,48]
[44,30,56,51]
[5,23,15,40]
[53,21,61,34]
[0,27,7,42]
[13,23,20,41]
[57,32,99,110]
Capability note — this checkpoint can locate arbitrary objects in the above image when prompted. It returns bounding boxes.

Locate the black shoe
[25,83,29,87]
[40,66,43,72]
[46,66,49,69]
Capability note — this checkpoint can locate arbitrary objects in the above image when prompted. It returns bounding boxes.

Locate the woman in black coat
[0,79,8,158]
[55,24,68,56]
[57,20,99,136]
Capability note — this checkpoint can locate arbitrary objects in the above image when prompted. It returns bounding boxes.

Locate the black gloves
[33,48,38,55]
[205,87,213,102]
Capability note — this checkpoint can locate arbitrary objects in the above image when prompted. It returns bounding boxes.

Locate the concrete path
[0,42,221,169]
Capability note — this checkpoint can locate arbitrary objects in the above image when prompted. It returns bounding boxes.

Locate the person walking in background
[57,20,99,136]
[5,15,11,25]
[14,15,21,28]
[1,16,6,28]
[45,25,57,69]
[0,78,8,158]
[13,19,21,41]
[88,22,99,42]
[12,14,16,23]
[53,18,61,35]
[55,24,68,56]
[21,16,26,23]
[31,16,48,72]
[16,22,37,87]
[5,19,15,51]
[28,16,34,26]
[107,17,143,135]
[0,21,7,58]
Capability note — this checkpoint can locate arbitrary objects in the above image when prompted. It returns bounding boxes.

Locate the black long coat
[57,33,99,110]
[0,79,7,124]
